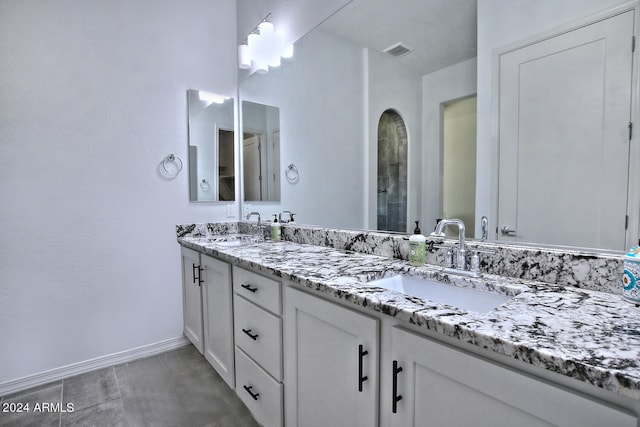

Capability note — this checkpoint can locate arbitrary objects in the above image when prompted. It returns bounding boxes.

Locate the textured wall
[0,0,236,384]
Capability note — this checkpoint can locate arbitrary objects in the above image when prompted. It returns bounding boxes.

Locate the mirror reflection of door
[243,133,262,201]
[377,109,408,233]
[270,130,281,201]
[218,129,235,201]
[498,11,633,250]
[241,101,281,202]
[442,96,477,237]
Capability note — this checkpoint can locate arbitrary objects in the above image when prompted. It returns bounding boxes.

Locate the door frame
[489,1,640,249]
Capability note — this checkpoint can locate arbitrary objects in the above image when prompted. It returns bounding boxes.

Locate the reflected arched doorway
[377,109,408,232]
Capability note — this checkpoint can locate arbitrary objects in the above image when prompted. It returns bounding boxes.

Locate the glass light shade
[238,44,251,69]
[257,22,281,68]
[251,32,268,65]
[266,32,284,67]
[254,61,268,74]
[258,21,274,36]
[247,33,259,57]
[282,43,294,59]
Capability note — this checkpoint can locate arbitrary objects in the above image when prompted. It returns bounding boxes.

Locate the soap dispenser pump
[271,214,281,242]
[409,221,426,266]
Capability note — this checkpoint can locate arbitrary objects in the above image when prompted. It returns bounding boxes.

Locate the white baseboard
[0,335,190,396]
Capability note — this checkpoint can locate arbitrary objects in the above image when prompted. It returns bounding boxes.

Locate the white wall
[0,0,236,385]
[367,49,423,232]
[239,29,365,229]
[421,57,477,233]
[476,0,631,238]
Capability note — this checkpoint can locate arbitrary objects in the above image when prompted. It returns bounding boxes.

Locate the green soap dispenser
[271,214,281,242]
[409,221,426,266]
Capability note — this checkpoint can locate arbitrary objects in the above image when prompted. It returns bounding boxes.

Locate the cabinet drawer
[233,267,281,315]
[236,347,283,427]
[234,295,283,380]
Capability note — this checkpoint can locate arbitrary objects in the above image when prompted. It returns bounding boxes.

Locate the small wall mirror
[187,89,235,202]
[242,100,281,201]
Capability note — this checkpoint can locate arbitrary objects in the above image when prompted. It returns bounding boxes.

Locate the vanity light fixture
[238,13,294,74]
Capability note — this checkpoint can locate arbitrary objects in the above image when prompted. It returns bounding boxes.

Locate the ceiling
[319,0,477,75]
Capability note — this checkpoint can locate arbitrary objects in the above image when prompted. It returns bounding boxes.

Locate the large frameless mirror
[241,100,281,202]
[187,89,235,202]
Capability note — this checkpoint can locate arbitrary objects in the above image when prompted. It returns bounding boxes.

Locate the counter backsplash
[176,222,624,295]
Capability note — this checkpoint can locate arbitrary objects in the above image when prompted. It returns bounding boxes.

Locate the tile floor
[0,344,259,426]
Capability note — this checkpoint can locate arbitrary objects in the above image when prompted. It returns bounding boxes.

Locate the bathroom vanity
[177,222,640,427]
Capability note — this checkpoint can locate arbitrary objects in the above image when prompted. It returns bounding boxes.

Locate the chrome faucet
[279,210,295,223]
[245,211,261,225]
[431,218,466,270]
[245,212,262,242]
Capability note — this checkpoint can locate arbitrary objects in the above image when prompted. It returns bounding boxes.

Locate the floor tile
[60,397,125,427]
[0,382,62,427]
[115,357,195,426]
[1,345,259,427]
[63,366,120,412]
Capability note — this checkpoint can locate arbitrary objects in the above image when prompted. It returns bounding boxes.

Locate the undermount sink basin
[367,274,513,313]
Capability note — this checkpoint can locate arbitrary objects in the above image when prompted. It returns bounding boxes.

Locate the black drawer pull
[198,266,204,286]
[242,328,259,340]
[243,385,260,401]
[192,263,198,284]
[358,344,368,392]
[241,283,258,293]
[392,360,403,414]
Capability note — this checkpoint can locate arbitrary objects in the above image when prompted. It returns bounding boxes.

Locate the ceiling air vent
[383,42,414,57]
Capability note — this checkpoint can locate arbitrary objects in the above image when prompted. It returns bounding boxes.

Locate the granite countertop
[178,235,640,400]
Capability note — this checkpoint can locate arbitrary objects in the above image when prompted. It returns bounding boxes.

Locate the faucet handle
[470,253,481,274]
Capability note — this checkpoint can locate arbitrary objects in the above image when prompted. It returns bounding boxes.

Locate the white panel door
[181,247,203,353]
[284,286,379,427]
[243,134,262,200]
[201,255,235,388]
[498,10,634,250]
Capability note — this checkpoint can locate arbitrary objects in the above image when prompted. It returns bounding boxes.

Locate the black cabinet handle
[198,266,204,286]
[192,263,198,284]
[358,344,368,392]
[241,283,258,293]
[242,328,259,340]
[392,360,403,414]
[243,385,260,401]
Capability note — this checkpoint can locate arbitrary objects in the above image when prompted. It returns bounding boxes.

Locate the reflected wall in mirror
[242,101,281,202]
[237,0,638,252]
[187,89,235,202]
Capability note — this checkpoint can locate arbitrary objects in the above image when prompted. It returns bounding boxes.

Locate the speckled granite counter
[178,233,640,401]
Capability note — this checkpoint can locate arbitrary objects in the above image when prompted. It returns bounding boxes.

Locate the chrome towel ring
[286,163,299,184]
[161,154,183,178]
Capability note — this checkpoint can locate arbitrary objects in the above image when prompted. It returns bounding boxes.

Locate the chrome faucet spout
[430,218,466,270]
[246,211,261,225]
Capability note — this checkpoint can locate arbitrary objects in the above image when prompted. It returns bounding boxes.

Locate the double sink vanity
[177,221,640,426]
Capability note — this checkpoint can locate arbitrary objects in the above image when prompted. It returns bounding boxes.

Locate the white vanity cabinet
[180,247,235,388]
[284,286,379,427]
[180,247,204,353]
[232,267,284,427]
[383,326,636,427]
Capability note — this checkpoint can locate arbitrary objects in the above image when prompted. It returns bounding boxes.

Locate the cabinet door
[284,286,379,427]
[181,247,203,353]
[387,327,636,427]
[201,255,234,388]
